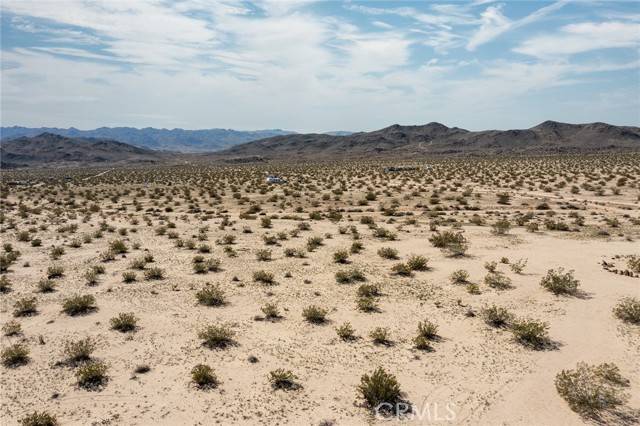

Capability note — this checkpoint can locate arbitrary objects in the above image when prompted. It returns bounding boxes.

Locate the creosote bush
[510,318,549,349]
[196,283,226,306]
[110,312,138,332]
[269,368,299,390]
[302,305,328,323]
[613,297,640,324]
[62,294,96,316]
[198,324,235,348]
[63,337,96,363]
[540,268,580,295]
[555,362,629,416]
[1,343,30,367]
[481,305,513,328]
[358,367,402,410]
[76,360,108,389]
[336,322,356,340]
[19,411,59,426]
[191,364,218,388]
[14,297,37,317]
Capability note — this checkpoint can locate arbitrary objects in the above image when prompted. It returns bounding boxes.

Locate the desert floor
[1,156,639,425]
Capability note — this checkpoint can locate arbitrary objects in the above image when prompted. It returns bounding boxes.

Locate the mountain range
[1,121,638,168]
[1,126,296,152]
[213,121,640,160]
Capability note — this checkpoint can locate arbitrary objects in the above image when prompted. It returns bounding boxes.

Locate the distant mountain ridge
[1,126,296,152]
[213,120,640,160]
[0,132,170,168]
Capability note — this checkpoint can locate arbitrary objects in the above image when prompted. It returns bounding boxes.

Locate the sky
[1,0,639,132]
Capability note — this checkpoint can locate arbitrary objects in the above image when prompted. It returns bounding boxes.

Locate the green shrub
[13,297,37,317]
[144,267,165,280]
[62,294,96,316]
[540,268,580,295]
[407,255,429,271]
[369,327,391,345]
[484,272,512,290]
[377,247,398,259]
[19,411,59,426]
[253,270,276,285]
[122,271,137,283]
[481,305,513,328]
[357,296,378,312]
[416,320,438,340]
[256,249,272,261]
[350,241,364,254]
[2,320,21,336]
[36,278,56,293]
[196,283,226,306]
[510,318,549,348]
[335,268,365,284]
[336,322,356,341]
[510,258,528,274]
[63,337,96,363]
[450,269,469,284]
[555,362,629,415]
[484,261,498,273]
[198,324,235,348]
[269,369,299,390]
[47,264,64,279]
[109,239,128,254]
[613,297,640,324]
[491,219,511,235]
[357,283,381,298]
[333,250,349,263]
[76,360,108,389]
[261,303,281,319]
[0,276,11,293]
[358,367,402,409]
[1,343,29,367]
[391,262,412,276]
[302,305,328,324]
[191,364,218,388]
[110,312,138,332]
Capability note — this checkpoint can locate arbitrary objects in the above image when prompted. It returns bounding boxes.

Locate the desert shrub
[540,268,580,295]
[130,258,147,269]
[510,258,528,274]
[510,318,549,348]
[491,219,511,235]
[336,322,356,340]
[76,360,108,389]
[110,312,138,332]
[333,249,349,263]
[197,243,211,253]
[196,283,226,306]
[62,294,96,316]
[50,246,65,260]
[335,267,365,284]
[306,236,323,251]
[261,303,281,319]
[63,337,96,363]
[526,222,539,232]
[391,262,412,276]
[357,283,381,298]
[450,269,469,284]
[109,239,127,254]
[269,369,299,390]
[407,255,429,271]
[1,343,29,367]
[481,305,513,328]
[256,249,272,261]
[84,270,98,285]
[369,327,391,345]
[283,247,305,258]
[144,267,165,280]
[555,362,629,416]
[122,271,137,283]
[357,296,379,312]
[19,411,59,426]
[36,278,56,293]
[416,319,439,340]
[260,217,272,228]
[302,305,328,323]
[198,324,235,348]
[191,364,218,388]
[484,272,512,290]
[377,247,398,259]
[484,261,498,273]
[613,297,640,324]
[253,270,275,285]
[2,320,21,336]
[467,283,481,294]
[47,264,64,279]
[14,297,37,317]
[627,256,640,274]
[0,276,11,293]
[350,241,364,254]
[372,227,396,241]
[358,367,402,409]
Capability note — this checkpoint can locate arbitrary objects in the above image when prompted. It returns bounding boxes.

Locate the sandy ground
[1,159,639,425]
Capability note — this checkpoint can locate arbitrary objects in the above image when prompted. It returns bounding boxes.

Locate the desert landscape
[1,154,638,425]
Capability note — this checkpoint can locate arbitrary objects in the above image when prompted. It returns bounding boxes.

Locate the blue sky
[1,0,639,132]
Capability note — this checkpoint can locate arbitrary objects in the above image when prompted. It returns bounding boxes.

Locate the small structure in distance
[266,175,287,184]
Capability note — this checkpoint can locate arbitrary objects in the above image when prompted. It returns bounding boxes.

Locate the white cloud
[514,21,640,57]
